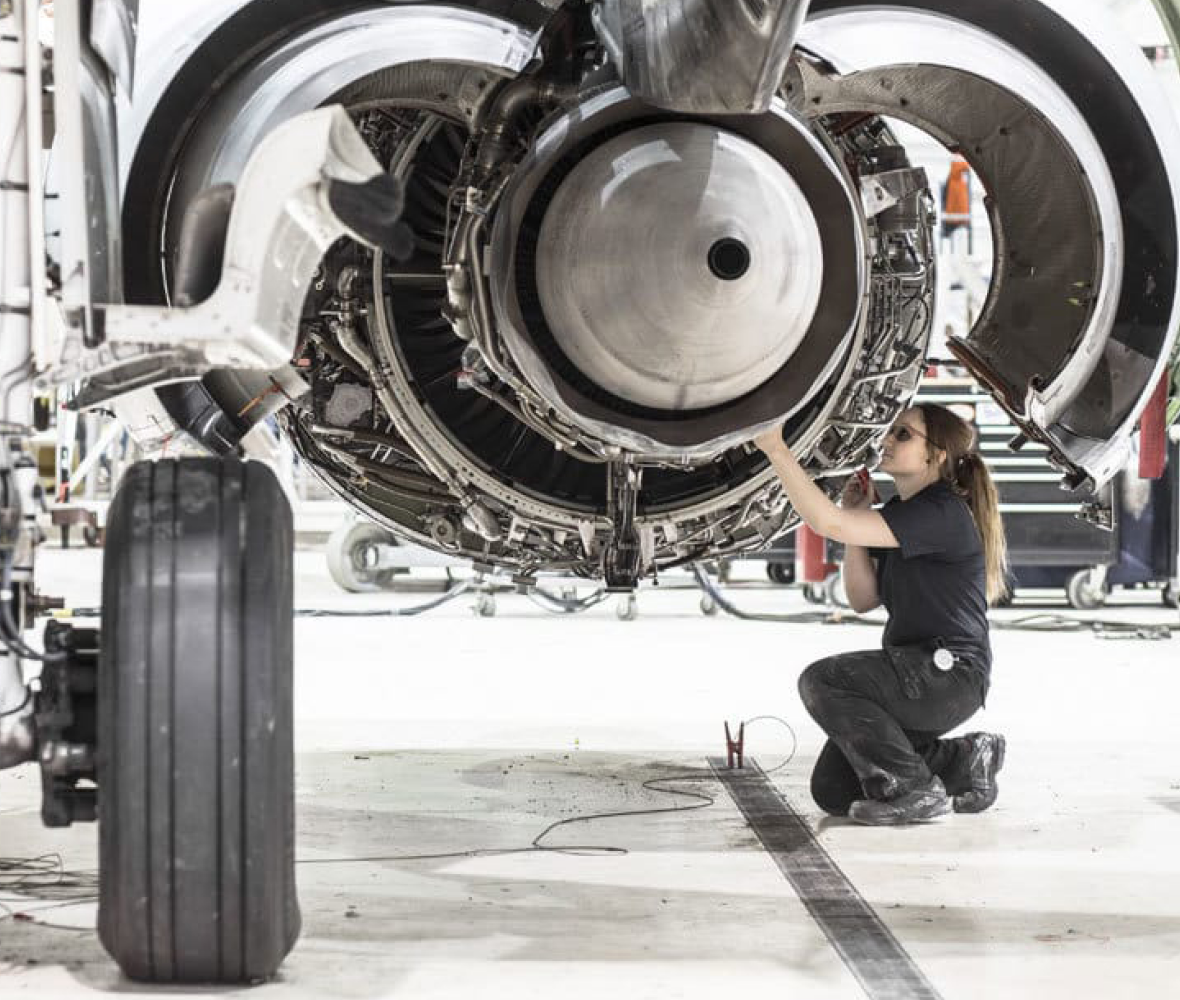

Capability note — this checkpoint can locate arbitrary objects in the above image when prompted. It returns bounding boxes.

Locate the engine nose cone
[708,238,752,281]
[534,123,824,411]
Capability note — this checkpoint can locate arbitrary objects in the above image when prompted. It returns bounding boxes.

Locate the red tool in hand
[855,467,874,502]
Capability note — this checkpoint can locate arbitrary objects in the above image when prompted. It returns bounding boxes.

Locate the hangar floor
[2,545,1178,998]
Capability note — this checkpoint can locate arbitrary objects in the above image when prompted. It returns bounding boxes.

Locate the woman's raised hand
[840,470,876,510]
[753,423,788,455]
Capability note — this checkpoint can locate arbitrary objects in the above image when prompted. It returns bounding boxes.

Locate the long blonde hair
[917,404,1010,605]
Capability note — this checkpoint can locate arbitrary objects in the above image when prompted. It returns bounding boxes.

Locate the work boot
[953,732,1006,814]
[848,776,952,826]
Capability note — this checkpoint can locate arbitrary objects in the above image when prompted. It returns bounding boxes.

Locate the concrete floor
[2,547,1179,998]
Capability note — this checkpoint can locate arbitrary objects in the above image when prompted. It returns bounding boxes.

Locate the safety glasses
[884,423,928,444]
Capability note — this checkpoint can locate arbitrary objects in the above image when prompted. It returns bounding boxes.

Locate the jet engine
[111,0,1180,588]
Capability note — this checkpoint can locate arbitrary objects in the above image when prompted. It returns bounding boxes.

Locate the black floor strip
[709,757,944,1000]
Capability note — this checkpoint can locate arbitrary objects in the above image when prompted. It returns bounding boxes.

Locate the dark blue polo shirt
[868,481,992,693]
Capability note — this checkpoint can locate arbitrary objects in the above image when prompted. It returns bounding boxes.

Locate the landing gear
[95,457,299,983]
[35,624,98,827]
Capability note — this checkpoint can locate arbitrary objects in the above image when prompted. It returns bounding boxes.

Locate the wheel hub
[34,622,99,827]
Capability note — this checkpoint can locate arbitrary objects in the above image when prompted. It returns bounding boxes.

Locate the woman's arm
[754,429,900,549]
[836,464,883,612]
[842,544,881,613]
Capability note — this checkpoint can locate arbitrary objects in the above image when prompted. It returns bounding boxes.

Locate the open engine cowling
[111,0,1180,586]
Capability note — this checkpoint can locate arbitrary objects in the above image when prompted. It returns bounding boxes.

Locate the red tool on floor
[724,721,745,769]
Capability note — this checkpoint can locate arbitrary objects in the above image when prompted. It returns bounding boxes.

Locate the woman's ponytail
[954,452,1009,605]
[918,404,1011,605]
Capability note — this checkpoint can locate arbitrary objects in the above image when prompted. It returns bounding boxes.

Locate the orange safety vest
[944,159,971,219]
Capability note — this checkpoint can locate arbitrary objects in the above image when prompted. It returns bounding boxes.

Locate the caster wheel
[823,571,849,609]
[83,523,102,547]
[326,519,399,592]
[616,595,638,621]
[475,593,497,617]
[1066,569,1108,610]
[99,458,299,982]
[700,594,719,616]
[766,562,794,586]
[802,582,825,605]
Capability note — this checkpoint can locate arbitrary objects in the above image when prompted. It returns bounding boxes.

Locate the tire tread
[97,458,298,983]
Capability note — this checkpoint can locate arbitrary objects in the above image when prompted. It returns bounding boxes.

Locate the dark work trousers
[797,648,986,815]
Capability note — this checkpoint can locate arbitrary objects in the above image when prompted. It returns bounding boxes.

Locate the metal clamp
[724,720,745,770]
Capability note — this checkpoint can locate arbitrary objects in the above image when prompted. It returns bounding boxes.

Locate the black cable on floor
[53,590,1177,635]
[0,720,798,929]
[526,587,610,615]
[0,854,100,933]
[693,564,862,624]
[0,853,99,896]
[692,565,1178,637]
[297,716,798,867]
[0,897,98,932]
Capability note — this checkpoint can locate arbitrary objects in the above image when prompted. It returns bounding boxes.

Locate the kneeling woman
[755,404,1008,825]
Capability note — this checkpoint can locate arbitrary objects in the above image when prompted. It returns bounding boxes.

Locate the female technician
[754,404,1008,825]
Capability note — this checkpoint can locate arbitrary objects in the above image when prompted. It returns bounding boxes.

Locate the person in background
[942,154,972,249]
[754,404,1008,825]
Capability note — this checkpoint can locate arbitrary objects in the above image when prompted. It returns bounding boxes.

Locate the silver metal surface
[1027,0,1180,476]
[352,96,930,571]
[59,107,390,380]
[20,0,46,396]
[367,246,611,536]
[535,122,823,411]
[859,168,929,220]
[796,58,1106,417]
[0,690,35,770]
[160,6,540,279]
[488,86,867,458]
[53,0,123,342]
[800,8,1123,428]
[116,0,261,186]
[89,0,138,96]
[1,2,33,426]
[46,0,1155,588]
[800,1,1180,490]
[592,0,810,113]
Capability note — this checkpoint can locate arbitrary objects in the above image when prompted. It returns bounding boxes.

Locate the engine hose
[526,586,610,614]
[691,563,1179,637]
[690,563,862,624]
